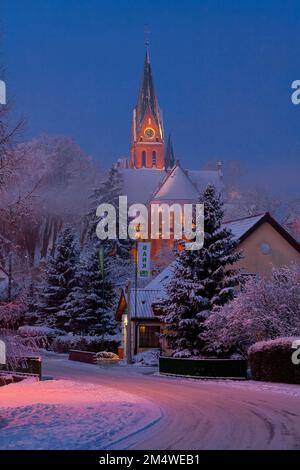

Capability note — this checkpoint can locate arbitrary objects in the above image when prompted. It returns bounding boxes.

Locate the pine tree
[87,166,134,286]
[35,227,78,330]
[160,185,243,357]
[24,281,39,325]
[64,242,116,335]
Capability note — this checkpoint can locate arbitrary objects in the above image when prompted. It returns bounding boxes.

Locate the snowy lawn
[0,379,161,450]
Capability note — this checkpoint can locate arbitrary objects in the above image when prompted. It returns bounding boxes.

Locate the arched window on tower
[141,151,146,167]
[152,151,157,167]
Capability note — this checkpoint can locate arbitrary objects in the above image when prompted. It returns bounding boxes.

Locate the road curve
[43,353,300,450]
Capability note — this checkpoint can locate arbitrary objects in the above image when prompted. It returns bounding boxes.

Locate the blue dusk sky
[1,0,300,195]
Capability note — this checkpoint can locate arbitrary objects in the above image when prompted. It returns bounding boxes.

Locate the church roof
[151,163,199,202]
[135,47,161,128]
[119,168,164,205]
[119,162,223,205]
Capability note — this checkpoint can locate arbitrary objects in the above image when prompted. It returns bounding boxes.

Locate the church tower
[131,46,165,169]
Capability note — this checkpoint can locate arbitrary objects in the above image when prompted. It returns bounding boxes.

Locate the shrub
[203,264,300,357]
[248,337,300,384]
[132,349,160,367]
[17,325,64,349]
[96,351,119,361]
[51,334,119,354]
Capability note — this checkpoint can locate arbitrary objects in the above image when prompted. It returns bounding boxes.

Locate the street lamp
[126,225,142,365]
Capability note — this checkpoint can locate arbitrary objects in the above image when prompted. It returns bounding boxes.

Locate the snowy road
[43,353,300,450]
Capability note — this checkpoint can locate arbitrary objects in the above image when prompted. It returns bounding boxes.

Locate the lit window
[139,325,160,348]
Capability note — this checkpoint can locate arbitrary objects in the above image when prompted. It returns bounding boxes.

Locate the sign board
[137,242,151,278]
[0,340,6,365]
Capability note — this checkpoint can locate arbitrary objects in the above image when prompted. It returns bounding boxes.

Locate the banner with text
[137,242,151,278]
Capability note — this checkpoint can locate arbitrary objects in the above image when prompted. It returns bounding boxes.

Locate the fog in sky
[2,0,300,196]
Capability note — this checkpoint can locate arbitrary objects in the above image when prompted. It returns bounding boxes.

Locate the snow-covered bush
[96,351,119,361]
[132,349,160,367]
[203,264,300,357]
[51,334,119,354]
[17,325,65,348]
[18,326,64,338]
[0,298,42,368]
[248,337,300,384]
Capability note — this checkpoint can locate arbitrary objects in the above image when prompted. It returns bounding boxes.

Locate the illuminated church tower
[130,46,165,169]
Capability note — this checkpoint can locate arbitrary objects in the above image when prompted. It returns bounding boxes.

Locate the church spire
[131,45,165,169]
[165,134,175,169]
[136,45,160,127]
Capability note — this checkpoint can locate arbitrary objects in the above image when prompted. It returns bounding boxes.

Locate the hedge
[51,334,120,354]
[248,337,300,384]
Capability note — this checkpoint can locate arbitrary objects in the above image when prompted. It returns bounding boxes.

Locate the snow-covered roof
[224,212,300,252]
[146,263,175,291]
[126,288,162,319]
[151,165,199,202]
[119,168,164,205]
[116,268,174,320]
[223,213,266,240]
[119,163,222,206]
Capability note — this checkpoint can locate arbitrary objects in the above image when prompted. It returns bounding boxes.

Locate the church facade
[114,46,223,262]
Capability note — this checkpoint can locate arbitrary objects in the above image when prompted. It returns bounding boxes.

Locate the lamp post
[126,279,132,364]
[126,227,142,364]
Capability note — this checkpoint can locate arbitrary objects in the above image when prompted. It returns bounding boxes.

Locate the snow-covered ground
[41,353,300,450]
[1,352,300,450]
[0,379,161,450]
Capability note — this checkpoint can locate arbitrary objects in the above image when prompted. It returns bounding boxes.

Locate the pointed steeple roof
[136,46,160,127]
[165,134,175,169]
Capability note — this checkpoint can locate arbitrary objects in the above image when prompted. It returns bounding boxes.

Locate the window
[139,325,160,348]
[152,151,157,167]
[141,151,146,167]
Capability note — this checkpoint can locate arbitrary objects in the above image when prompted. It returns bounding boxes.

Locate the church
[114,45,223,261]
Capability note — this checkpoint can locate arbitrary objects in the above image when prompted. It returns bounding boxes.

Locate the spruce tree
[87,166,134,285]
[161,185,242,357]
[24,281,39,325]
[35,227,78,330]
[64,242,116,335]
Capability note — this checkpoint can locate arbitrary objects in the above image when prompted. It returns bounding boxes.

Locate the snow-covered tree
[224,184,281,221]
[64,242,116,335]
[160,185,242,357]
[1,135,100,266]
[87,166,134,286]
[203,263,300,357]
[23,281,40,325]
[33,227,78,330]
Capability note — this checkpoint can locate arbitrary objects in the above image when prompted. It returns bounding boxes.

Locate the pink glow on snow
[0,379,161,450]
